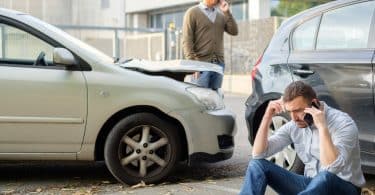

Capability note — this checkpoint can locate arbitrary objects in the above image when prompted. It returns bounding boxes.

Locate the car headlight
[186,87,225,110]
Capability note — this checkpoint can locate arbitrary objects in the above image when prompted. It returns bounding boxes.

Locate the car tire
[104,113,181,185]
[266,112,304,175]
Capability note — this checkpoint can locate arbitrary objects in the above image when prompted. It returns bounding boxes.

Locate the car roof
[0,7,27,17]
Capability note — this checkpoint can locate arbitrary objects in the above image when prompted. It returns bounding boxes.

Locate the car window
[292,16,320,51]
[0,23,54,62]
[316,1,375,50]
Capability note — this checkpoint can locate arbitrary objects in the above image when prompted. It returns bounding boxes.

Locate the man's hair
[282,81,317,103]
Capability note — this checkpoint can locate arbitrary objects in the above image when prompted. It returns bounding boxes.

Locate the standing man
[182,0,238,91]
[240,81,365,195]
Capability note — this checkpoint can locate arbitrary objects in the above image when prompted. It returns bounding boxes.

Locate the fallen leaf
[130,181,146,189]
[1,190,15,195]
[130,181,154,189]
[183,186,194,192]
[61,188,76,191]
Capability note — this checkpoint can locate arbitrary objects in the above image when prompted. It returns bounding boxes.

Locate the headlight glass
[186,87,224,110]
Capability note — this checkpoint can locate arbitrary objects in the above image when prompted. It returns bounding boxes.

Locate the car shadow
[0,160,244,185]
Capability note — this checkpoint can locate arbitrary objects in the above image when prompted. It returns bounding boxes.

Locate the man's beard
[295,120,308,128]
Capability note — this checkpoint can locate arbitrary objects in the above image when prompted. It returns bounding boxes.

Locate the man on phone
[240,81,365,195]
[182,0,238,91]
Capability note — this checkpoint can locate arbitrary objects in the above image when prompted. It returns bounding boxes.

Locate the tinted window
[317,1,375,50]
[0,23,54,62]
[292,16,320,51]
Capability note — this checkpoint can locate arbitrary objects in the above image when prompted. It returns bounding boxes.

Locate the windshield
[22,14,114,64]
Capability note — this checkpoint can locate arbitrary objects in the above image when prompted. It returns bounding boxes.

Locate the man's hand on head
[265,97,284,118]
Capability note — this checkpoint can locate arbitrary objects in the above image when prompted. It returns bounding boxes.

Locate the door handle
[292,69,314,76]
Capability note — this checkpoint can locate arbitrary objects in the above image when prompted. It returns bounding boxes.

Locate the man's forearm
[224,11,238,36]
[319,127,338,166]
[253,99,284,156]
[252,114,272,156]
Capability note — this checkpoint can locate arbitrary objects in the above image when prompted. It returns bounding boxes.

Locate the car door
[287,1,375,152]
[0,20,87,153]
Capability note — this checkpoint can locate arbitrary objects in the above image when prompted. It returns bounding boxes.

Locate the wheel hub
[119,125,170,177]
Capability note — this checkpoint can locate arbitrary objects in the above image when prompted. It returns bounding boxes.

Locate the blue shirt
[254,102,366,187]
[198,2,219,23]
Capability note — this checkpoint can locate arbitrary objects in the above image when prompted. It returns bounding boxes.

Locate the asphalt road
[0,94,374,194]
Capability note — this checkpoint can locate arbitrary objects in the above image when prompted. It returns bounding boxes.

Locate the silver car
[0,8,236,184]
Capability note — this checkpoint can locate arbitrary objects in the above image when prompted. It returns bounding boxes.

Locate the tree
[271,0,333,17]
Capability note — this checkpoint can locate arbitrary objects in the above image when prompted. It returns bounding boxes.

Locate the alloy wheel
[119,125,171,178]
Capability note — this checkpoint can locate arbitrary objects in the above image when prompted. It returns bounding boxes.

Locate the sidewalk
[222,75,252,95]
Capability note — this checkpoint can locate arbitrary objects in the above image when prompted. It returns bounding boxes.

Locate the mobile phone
[304,101,320,125]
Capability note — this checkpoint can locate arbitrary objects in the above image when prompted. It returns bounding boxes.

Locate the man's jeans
[240,159,360,195]
[197,62,224,90]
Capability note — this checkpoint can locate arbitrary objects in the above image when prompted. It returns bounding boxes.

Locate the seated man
[240,81,365,195]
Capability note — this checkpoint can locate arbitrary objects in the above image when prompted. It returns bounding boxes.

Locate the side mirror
[53,48,77,67]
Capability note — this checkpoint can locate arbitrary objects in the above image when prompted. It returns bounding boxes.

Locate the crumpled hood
[119,59,223,74]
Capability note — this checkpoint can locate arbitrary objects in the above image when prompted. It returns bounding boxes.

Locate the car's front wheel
[104,113,181,185]
[266,113,304,174]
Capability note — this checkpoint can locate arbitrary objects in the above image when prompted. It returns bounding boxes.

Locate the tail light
[251,54,263,80]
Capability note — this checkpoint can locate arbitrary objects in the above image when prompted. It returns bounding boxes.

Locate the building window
[101,0,110,9]
[231,1,248,21]
[151,14,162,29]
[150,11,185,29]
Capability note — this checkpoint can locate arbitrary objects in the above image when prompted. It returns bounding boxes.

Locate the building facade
[125,0,272,29]
[0,0,126,27]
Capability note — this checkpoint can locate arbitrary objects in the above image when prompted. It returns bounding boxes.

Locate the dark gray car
[245,0,375,174]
